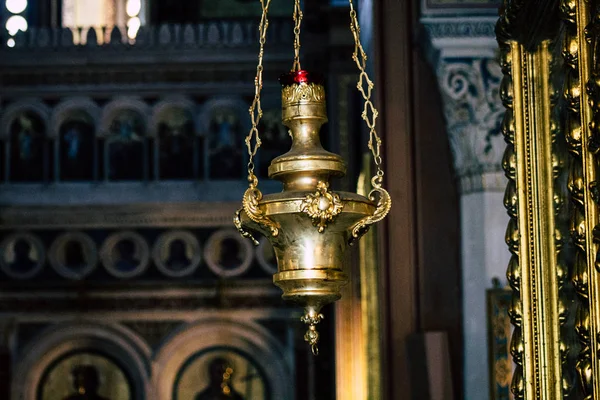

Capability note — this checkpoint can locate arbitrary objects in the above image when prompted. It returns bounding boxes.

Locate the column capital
[422,16,504,194]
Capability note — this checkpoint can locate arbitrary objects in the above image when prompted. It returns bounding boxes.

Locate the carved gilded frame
[498,0,600,398]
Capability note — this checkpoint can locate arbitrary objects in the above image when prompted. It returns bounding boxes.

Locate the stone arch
[49,97,100,138]
[0,99,50,140]
[12,321,152,400]
[150,95,198,137]
[99,97,150,137]
[152,318,293,400]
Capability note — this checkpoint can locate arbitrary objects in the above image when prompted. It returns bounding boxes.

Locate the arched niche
[51,98,100,181]
[0,100,51,183]
[152,319,293,400]
[199,97,250,180]
[100,98,150,181]
[12,322,152,400]
[0,100,50,140]
[151,97,199,180]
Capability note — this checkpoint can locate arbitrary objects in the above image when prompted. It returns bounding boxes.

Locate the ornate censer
[234,0,390,354]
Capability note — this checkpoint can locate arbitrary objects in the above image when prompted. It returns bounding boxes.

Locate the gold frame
[498,0,600,398]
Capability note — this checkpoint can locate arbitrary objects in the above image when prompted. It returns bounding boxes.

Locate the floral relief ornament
[301,181,344,233]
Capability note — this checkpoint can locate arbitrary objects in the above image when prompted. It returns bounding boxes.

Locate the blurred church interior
[0,0,506,399]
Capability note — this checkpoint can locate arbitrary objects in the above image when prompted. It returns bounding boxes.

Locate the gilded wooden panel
[497,0,600,398]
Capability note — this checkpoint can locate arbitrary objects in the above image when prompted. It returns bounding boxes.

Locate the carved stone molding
[422,16,503,193]
[0,202,240,229]
[438,57,505,193]
[2,20,293,52]
[421,16,498,59]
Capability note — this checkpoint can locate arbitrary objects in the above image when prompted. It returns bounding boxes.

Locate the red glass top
[279,70,324,86]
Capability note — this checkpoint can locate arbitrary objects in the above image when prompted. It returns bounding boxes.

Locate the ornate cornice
[421,16,498,58]
[0,284,287,314]
[422,17,497,40]
[2,20,293,55]
[421,16,504,193]
[421,0,500,16]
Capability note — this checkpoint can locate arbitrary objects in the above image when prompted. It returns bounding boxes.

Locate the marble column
[421,16,508,400]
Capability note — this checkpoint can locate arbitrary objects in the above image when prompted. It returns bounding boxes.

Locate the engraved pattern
[497,3,524,397]
[281,83,326,105]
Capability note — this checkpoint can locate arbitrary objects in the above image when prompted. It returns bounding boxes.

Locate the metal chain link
[348,0,385,186]
[244,0,272,187]
[292,0,303,71]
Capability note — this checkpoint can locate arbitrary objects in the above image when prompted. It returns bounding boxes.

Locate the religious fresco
[174,348,268,400]
[152,230,202,278]
[0,233,45,280]
[0,225,286,285]
[157,109,196,180]
[208,108,244,180]
[38,353,131,400]
[106,111,145,181]
[100,231,150,279]
[49,232,98,280]
[9,113,46,182]
[0,97,268,185]
[204,230,253,278]
[59,116,95,181]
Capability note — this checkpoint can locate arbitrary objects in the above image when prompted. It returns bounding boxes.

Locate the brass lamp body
[237,74,380,352]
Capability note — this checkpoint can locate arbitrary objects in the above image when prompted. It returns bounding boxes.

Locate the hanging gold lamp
[234,0,390,354]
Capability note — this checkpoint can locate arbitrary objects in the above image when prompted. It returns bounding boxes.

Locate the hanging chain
[346,0,391,245]
[348,0,384,185]
[244,0,272,187]
[292,0,303,71]
[235,0,280,243]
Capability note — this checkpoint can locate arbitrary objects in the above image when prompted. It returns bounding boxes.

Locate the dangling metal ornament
[234,0,390,355]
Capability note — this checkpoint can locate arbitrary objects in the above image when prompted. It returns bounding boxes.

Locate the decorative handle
[239,174,280,239]
[349,176,392,245]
